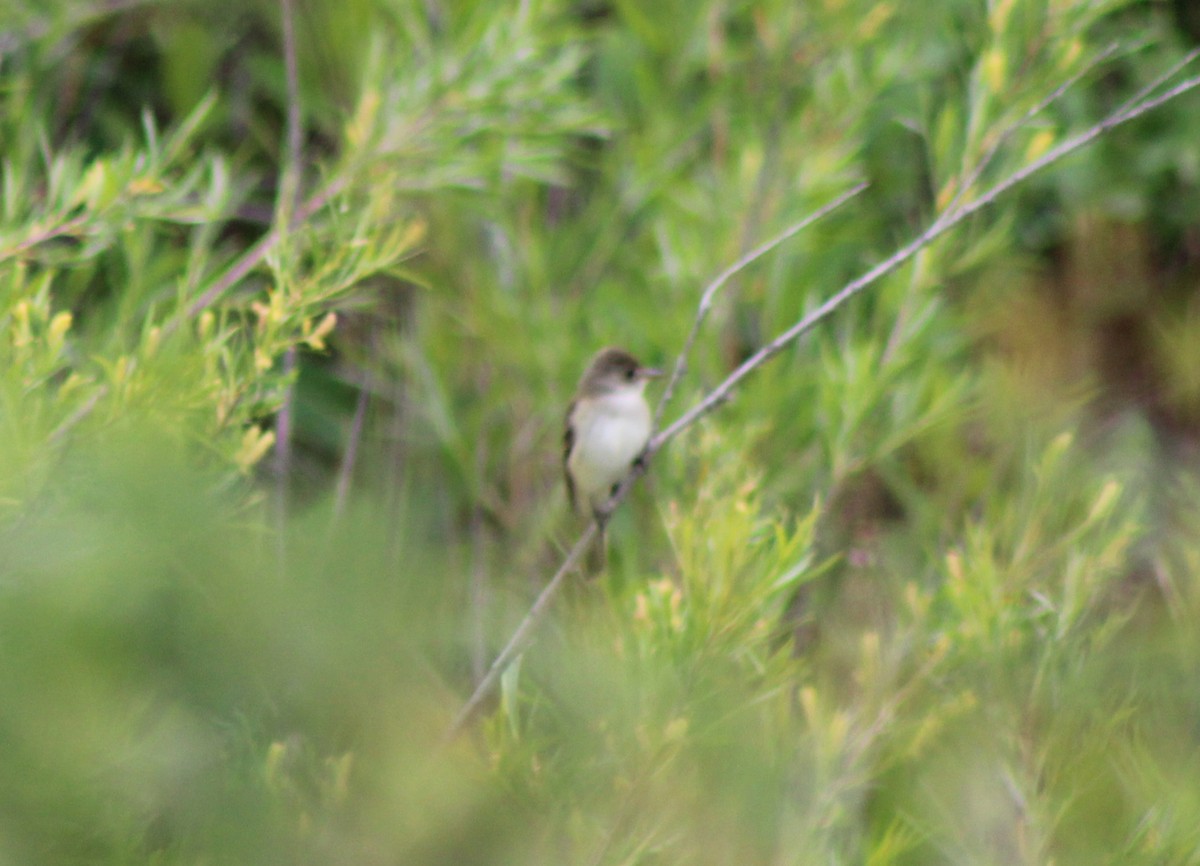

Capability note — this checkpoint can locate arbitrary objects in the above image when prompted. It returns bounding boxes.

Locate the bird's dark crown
[578,347,648,393]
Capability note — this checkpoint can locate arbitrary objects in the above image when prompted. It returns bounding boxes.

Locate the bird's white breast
[568,388,651,508]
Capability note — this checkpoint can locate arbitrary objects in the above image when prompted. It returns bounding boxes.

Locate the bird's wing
[563,398,578,513]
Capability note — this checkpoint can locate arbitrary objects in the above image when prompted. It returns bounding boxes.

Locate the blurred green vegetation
[3,0,1200,862]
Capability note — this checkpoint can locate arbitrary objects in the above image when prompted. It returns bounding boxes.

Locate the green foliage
[2,0,1200,863]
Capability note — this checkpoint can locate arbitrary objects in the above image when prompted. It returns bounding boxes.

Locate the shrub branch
[444,55,1200,741]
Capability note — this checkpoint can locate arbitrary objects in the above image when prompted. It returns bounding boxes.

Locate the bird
[563,347,661,571]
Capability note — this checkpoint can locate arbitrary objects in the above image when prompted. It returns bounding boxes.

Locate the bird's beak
[640,367,663,380]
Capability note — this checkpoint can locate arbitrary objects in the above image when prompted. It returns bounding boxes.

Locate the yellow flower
[47,311,73,350]
[304,312,338,350]
[236,425,276,473]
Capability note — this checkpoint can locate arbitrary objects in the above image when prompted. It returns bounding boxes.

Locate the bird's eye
[625,368,637,381]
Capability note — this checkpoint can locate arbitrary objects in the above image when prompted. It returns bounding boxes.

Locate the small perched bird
[564,347,661,570]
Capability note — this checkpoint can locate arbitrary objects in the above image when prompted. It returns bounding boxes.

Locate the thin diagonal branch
[653,182,869,427]
[280,0,304,222]
[653,71,1200,452]
[167,177,348,336]
[937,43,1195,230]
[0,215,90,262]
[444,55,1200,742]
[936,42,1122,231]
[272,0,306,554]
[446,188,866,740]
[174,0,334,335]
[1115,46,1200,121]
[445,523,600,739]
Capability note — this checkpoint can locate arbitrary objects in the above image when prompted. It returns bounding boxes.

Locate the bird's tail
[583,521,607,576]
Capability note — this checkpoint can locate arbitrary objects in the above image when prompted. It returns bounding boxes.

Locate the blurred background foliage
[2,0,1200,862]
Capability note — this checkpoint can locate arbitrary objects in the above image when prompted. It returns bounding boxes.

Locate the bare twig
[1115,47,1200,122]
[444,187,864,740]
[939,45,1198,235]
[0,0,151,52]
[445,523,600,739]
[272,0,306,552]
[936,42,1122,232]
[169,177,348,334]
[164,8,344,336]
[37,4,333,444]
[652,69,1200,451]
[59,176,336,443]
[279,0,304,223]
[653,182,869,427]
[0,215,90,262]
[444,56,1200,741]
